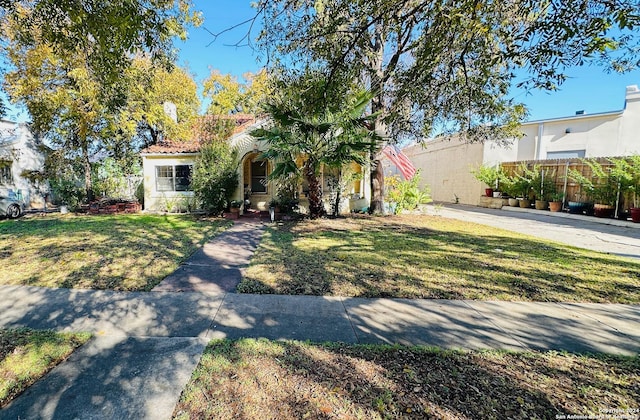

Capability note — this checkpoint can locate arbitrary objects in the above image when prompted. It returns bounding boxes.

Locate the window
[0,162,11,184]
[156,165,192,192]
[251,160,267,193]
[546,150,586,159]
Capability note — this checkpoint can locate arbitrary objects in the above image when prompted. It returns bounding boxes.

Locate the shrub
[192,141,239,215]
[386,172,432,214]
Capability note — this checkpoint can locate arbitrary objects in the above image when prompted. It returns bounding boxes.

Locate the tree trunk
[81,140,93,202]
[304,160,324,219]
[368,22,386,215]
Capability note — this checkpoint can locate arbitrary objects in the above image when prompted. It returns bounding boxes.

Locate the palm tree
[251,77,380,218]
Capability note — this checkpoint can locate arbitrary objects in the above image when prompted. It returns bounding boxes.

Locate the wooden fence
[500,157,629,210]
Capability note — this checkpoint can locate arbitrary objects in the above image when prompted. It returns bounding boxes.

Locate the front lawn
[174,339,639,419]
[239,215,640,303]
[0,214,230,291]
[0,328,91,407]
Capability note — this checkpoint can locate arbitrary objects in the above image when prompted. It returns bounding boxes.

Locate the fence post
[562,162,569,210]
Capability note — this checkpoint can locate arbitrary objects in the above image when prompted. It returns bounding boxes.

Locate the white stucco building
[402,85,640,205]
[140,116,370,213]
[0,120,47,208]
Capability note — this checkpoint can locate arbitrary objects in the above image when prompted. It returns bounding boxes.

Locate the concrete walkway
[152,221,266,293]
[1,213,640,419]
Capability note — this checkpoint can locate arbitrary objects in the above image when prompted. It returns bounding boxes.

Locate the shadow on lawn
[240,218,640,303]
[0,214,229,291]
[179,338,638,419]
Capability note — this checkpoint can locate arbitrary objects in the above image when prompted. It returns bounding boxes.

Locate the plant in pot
[567,166,594,215]
[569,159,618,218]
[536,170,558,210]
[230,200,243,212]
[513,163,535,208]
[549,192,564,212]
[609,156,638,221]
[500,174,520,207]
[471,164,503,197]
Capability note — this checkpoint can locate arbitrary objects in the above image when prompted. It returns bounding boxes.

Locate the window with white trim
[155,165,192,192]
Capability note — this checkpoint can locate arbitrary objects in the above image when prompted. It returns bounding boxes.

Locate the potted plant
[500,174,520,207]
[513,163,535,208]
[534,170,557,211]
[609,156,639,221]
[471,164,503,197]
[230,200,243,213]
[549,192,564,212]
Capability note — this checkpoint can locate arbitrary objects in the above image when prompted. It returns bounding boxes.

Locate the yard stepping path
[152,220,266,293]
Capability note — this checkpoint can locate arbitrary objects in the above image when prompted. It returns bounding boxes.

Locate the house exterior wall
[402,84,640,206]
[0,120,47,208]
[142,154,197,211]
[511,85,640,160]
[401,139,485,205]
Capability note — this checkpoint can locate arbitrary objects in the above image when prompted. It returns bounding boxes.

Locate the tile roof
[140,114,258,154]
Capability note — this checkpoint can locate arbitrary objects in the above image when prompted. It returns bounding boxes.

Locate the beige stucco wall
[511,85,640,160]
[401,138,485,205]
[142,154,197,211]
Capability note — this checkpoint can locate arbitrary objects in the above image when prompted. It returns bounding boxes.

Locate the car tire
[7,203,21,219]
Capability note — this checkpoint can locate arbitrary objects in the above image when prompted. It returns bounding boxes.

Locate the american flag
[382,144,417,180]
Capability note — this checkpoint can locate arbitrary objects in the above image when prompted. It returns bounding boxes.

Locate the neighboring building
[140,116,370,213]
[0,120,47,208]
[402,84,640,205]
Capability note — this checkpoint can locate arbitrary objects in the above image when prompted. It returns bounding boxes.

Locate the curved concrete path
[1,213,639,419]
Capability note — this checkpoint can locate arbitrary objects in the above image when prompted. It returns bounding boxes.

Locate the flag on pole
[382,144,417,180]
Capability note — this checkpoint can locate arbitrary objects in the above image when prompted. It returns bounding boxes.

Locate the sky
[5,0,640,124]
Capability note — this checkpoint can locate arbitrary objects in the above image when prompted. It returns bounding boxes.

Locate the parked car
[0,195,24,219]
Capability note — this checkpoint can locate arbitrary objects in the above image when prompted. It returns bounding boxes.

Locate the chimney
[625,85,640,104]
[575,110,585,115]
[163,102,178,123]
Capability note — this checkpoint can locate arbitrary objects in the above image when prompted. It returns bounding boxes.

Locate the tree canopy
[247,0,640,213]
[203,69,271,115]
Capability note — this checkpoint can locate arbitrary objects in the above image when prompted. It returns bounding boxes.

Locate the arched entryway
[240,151,273,211]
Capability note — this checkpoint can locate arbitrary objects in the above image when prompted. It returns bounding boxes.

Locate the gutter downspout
[534,123,543,160]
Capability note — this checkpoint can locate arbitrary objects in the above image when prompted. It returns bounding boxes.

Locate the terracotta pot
[519,199,531,208]
[631,207,640,223]
[593,203,614,218]
[549,201,563,212]
[485,188,494,197]
[535,200,548,210]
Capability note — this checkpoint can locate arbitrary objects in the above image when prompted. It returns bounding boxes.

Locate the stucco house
[402,84,640,205]
[140,116,370,214]
[0,119,47,208]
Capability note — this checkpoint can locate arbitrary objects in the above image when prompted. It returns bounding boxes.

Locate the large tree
[249,0,640,213]
[203,69,271,115]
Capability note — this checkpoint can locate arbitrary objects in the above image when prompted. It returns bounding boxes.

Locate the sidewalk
[1,285,639,418]
[1,213,640,419]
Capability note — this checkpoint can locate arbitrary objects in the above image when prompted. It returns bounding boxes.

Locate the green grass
[174,338,640,420]
[0,328,91,407]
[239,215,640,303]
[0,213,231,291]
